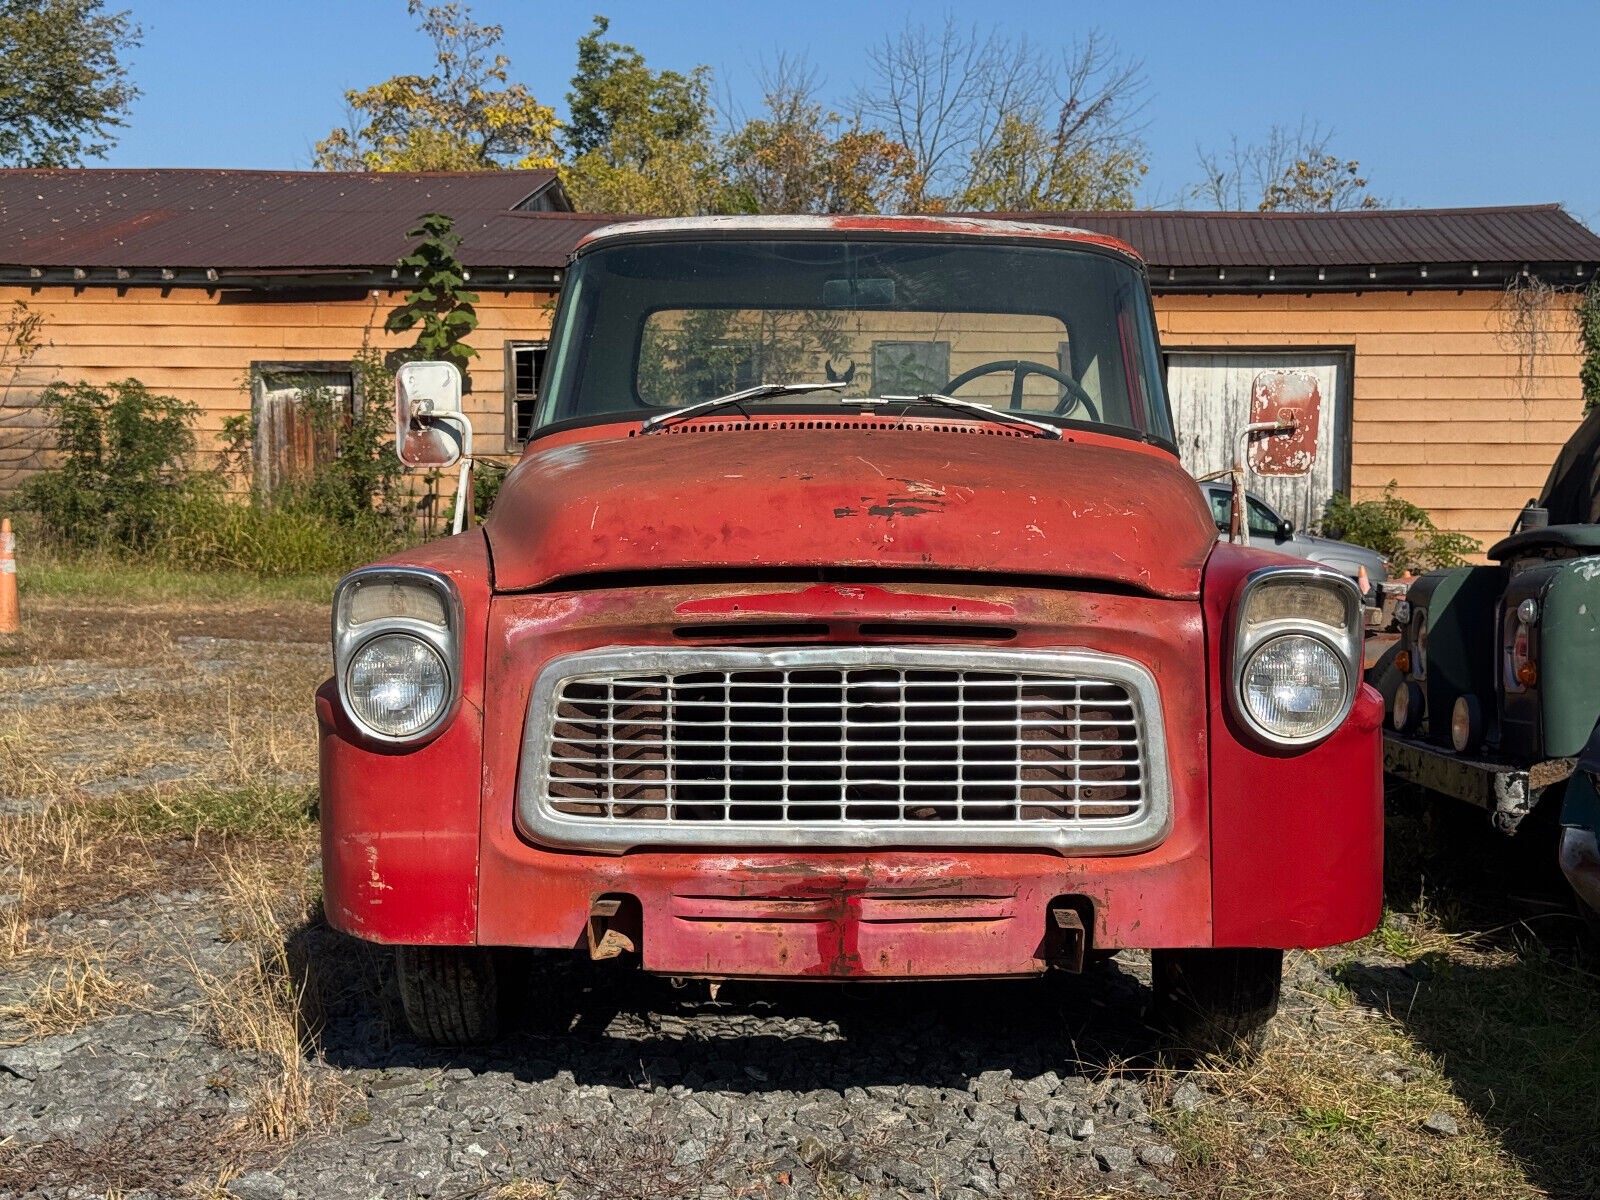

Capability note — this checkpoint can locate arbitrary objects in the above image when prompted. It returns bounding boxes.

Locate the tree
[722,60,917,215]
[855,19,1147,211]
[1192,121,1382,212]
[0,0,139,167]
[315,1,557,171]
[560,15,723,214]
[385,213,480,378]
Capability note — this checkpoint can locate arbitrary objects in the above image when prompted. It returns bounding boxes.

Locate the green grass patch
[17,552,339,604]
[92,783,318,842]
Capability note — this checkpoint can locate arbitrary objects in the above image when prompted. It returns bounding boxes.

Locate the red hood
[485,421,1216,598]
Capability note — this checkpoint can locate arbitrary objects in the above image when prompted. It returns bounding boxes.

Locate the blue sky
[106,0,1600,226]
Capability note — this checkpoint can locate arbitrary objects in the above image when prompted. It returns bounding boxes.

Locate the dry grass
[1095,796,1600,1200]
[185,849,343,1143]
[0,1102,259,1199]
[0,942,138,1045]
[0,783,317,940]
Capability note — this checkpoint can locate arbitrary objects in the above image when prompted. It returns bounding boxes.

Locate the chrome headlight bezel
[1230,566,1363,748]
[333,566,463,745]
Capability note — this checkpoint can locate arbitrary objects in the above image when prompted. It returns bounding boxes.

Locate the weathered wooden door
[252,368,353,496]
[1164,350,1349,533]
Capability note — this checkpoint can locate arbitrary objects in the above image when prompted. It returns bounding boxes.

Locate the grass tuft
[0,943,135,1045]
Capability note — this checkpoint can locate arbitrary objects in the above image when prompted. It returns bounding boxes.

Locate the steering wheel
[941,359,1100,421]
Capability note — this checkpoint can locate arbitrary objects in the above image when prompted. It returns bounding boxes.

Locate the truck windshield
[535,237,1173,443]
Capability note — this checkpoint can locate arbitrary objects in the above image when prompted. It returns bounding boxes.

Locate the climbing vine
[1498,272,1561,401]
[1578,276,1600,412]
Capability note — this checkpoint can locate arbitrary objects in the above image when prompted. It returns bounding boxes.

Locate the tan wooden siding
[0,285,557,489]
[2,284,1587,559]
[1153,290,1588,553]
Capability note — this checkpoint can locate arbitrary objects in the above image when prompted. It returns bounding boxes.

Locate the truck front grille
[518,647,1170,852]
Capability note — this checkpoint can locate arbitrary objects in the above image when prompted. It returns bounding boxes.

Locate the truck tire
[1364,642,1404,722]
[1150,947,1282,1060]
[394,945,504,1045]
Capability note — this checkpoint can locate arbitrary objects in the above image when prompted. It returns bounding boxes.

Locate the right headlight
[1231,567,1362,747]
[333,566,462,744]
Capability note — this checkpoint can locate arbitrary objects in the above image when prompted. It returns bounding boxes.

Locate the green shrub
[26,367,413,578]
[159,491,405,576]
[23,379,216,550]
[1320,482,1481,572]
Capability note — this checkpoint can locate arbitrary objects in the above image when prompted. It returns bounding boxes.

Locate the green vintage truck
[1379,404,1600,916]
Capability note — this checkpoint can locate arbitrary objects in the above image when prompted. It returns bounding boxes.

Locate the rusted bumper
[471,842,1212,980]
[1381,731,1573,834]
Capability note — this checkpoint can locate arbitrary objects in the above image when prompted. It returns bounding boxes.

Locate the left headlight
[347,633,449,737]
[1231,567,1362,747]
[334,567,462,744]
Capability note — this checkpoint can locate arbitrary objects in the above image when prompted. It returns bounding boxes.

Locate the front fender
[1203,542,1385,948]
[319,530,492,944]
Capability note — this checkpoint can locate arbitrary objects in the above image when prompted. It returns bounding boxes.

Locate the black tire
[1151,947,1282,1060]
[394,945,504,1045]
[1364,642,1404,722]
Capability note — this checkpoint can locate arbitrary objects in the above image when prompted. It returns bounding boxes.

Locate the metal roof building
[0,168,1596,549]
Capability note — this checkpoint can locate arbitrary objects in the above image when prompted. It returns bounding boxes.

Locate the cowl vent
[627,418,1035,438]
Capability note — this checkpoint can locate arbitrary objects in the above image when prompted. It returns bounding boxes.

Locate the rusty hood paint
[485,423,1217,598]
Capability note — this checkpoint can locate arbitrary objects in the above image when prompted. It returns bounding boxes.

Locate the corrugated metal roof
[2,170,1596,279]
[996,205,1600,268]
[0,168,619,270]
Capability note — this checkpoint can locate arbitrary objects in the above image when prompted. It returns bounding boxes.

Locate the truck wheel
[1151,947,1282,1060]
[1364,642,1404,720]
[394,945,504,1045]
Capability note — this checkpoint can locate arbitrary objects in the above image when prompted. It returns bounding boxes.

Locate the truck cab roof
[571,214,1143,264]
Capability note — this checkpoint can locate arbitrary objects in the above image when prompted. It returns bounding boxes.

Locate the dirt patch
[0,602,328,668]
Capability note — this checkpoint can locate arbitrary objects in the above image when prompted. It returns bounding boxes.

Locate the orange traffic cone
[0,518,18,634]
[1357,564,1371,598]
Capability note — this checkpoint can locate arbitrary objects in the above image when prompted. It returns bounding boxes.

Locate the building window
[249,361,357,496]
[506,341,549,444]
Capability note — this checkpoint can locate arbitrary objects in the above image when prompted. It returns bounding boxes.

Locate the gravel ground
[0,877,1354,1200]
[0,609,1439,1200]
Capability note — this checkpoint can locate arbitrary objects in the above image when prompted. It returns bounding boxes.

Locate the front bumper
[1381,730,1574,834]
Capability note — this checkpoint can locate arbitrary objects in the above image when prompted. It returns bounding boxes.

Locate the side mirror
[396,361,466,468]
[1277,518,1294,540]
[1246,370,1321,478]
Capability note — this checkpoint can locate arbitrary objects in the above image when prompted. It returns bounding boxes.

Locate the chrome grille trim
[517,646,1171,854]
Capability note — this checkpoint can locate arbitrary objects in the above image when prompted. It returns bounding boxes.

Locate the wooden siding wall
[1154,290,1588,553]
[0,285,558,489]
[0,284,1587,556]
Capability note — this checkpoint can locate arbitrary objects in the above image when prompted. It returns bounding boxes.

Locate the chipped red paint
[316,218,1383,977]
[1247,371,1323,478]
[673,584,1016,622]
[1203,543,1385,945]
[485,420,1217,598]
[319,565,1383,973]
[318,530,491,945]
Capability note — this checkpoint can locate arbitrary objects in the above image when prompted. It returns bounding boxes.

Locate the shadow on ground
[290,919,1169,1097]
[1344,789,1600,1200]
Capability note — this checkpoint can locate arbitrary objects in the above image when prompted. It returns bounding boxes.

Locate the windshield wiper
[640,382,847,434]
[861,394,1063,440]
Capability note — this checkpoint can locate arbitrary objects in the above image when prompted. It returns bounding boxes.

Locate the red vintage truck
[317,215,1383,1054]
